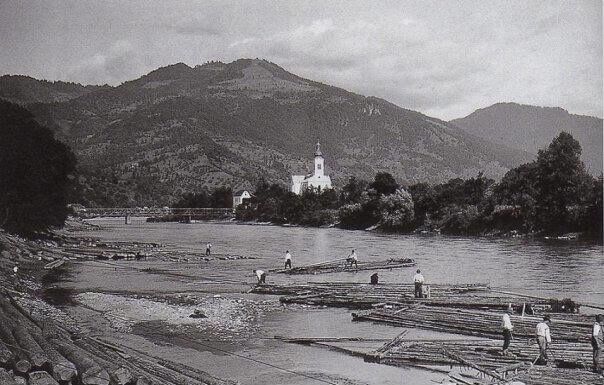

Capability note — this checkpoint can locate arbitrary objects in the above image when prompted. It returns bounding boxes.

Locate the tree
[378,189,415,231]
[0,101,76,235]
[493,162,539,231]
[340,177,368,204]
[370,172,399,196]
[534,132,592,233]
[210,186,233,208]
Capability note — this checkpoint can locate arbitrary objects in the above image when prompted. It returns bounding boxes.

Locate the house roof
[233,189,250,196]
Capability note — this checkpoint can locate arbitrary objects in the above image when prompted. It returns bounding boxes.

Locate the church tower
[314,140,324,177]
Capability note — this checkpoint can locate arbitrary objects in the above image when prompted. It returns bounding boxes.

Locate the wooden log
[0,341,16,367]
[28,371,59,385]
[50,339,109,385]
[0,314,31,375]
[0,368,19,385]
[375,330,409,355]
[441,348,504,381]
[11,326,50,369]
[74,339,133,385]
[30,332,77,383]
[13,373,27,385]
[274,336,391,343]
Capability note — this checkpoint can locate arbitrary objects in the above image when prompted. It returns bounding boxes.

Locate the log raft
[271,257,416,275]
[352,306,592,342]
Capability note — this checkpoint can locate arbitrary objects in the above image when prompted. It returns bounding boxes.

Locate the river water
[63,218,604,385]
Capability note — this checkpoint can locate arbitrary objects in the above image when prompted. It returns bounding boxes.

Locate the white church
[290,141,332,194]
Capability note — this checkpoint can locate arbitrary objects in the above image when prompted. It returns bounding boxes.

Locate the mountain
[1,59,531,206]
[451,103,602,174]
[0,75,107,105]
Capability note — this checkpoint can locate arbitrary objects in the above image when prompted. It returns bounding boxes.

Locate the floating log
[441,348,504,381]
[50,339,110,385]
[271,258,416,275]
[28,370,59,385]
[43,259,65,270]
[510,366,604,385]
[274,336,391,343]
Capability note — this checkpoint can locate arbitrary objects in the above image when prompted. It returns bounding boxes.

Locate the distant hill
[1,60,531,206]
[451,102,602,174]
[0,75,107,105]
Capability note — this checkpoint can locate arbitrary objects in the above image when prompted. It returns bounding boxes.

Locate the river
[60,218,604,385]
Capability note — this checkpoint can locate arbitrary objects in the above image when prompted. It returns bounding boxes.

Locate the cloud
[0,0,600,120]
[66,40,149,85]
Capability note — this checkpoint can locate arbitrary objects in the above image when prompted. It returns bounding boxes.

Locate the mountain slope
[3,59,532,206]
[451,102,602,174]
[0,75,107,105]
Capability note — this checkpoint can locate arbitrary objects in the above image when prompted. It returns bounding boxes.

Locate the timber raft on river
[270,257,416,275]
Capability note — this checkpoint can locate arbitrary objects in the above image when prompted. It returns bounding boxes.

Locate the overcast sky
[0,0,601,120]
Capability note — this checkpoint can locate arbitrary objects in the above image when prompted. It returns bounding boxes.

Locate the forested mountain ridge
[1,59,531,206]
[0,75,107,105]
[451,102,602,174]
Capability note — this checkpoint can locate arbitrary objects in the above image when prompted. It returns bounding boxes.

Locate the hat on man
[543,314,551,322]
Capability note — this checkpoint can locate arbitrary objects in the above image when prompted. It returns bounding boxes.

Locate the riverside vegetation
[231,132,602,240]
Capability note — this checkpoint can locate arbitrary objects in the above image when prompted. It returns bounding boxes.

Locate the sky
[0,0,601,120]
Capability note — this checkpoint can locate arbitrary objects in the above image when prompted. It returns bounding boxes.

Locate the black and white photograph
[0,1,602,384]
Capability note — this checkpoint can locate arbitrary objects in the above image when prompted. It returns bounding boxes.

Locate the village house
[290,141,332,194]
[232,190,252,208]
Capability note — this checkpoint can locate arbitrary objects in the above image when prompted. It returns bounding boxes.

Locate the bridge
[74,207,235,221]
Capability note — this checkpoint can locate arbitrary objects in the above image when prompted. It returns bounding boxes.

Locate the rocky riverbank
[0,221,239,385]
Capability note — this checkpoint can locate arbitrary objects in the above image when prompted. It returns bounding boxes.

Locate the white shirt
[593,322,602,339]
[206,243,211,249]
[414,273,425,284]
[255,270,265,279]
[502,314,513,330]
[13,266,18,274]
[285,252,292,261]
[349,251,357,261]
[536,322,551,343]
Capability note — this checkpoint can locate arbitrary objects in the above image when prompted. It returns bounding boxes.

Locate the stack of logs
[0,294,236,385]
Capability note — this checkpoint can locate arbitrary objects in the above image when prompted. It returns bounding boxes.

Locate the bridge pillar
[125,214,132,225]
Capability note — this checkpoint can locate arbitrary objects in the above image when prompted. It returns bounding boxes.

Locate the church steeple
[314,140,323,157]
[314,140,324,177]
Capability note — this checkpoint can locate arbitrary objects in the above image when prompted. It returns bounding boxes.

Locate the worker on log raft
[536,315,552,365]
[253,269,266,285]
[592,314,603,374]
[413,269,425,298]
[284,250,292,269]
[346,249,358,268]
[501,307,514,356]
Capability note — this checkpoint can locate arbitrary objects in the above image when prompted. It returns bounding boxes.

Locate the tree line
[232,132,602,239]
